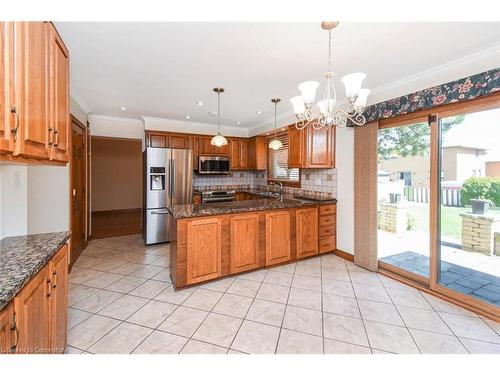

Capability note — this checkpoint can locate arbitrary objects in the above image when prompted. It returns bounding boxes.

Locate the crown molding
[88,113,143,125]
[141,116,249,137]
[70,87,91,114]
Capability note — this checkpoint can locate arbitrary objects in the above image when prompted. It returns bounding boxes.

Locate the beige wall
[486,161,500,177]
[91,137,142,212]
[379,153,430,188]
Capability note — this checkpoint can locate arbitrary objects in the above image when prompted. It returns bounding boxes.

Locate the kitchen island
[169,190,336,289]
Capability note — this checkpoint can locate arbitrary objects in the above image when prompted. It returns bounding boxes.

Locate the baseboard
[333,248,354,262]
[92,208,142,216]
[91,208,142,239]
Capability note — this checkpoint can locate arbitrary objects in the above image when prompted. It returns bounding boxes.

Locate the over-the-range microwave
[198,155,230,174]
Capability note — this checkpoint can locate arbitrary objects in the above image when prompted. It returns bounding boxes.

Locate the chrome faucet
[270,181,284,196]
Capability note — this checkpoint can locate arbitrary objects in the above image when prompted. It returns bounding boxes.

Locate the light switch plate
[12,171,21,186]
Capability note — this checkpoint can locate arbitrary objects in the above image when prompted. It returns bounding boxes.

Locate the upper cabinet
[288,124,335,168]
[0,22,70,164]
[248,136,266,170]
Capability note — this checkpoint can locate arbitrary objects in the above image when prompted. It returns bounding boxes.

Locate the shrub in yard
[461,177,500,206]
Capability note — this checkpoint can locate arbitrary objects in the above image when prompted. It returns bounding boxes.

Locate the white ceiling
[56,22,500,129]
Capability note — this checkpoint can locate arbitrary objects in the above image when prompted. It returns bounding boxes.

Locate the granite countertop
[0,231,70,311]
[171,191,337,219]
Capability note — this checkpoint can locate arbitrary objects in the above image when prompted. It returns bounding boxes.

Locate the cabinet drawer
[319,204,336,216]
[319,225,335,237]
[319,235,336,253]
[319,215,336,227]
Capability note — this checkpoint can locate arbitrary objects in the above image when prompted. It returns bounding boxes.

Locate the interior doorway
[70,116,88,267]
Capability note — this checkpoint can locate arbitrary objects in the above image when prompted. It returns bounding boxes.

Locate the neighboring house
[486,161,500,177]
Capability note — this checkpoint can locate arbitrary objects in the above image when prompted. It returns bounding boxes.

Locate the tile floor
[65,234,500,354]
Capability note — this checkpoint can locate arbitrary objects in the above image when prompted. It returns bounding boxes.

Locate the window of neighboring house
[267,131,300,186]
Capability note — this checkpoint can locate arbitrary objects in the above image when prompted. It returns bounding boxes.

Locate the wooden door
[198,136,213,155]
[169,133,188,149]
[230,213,260,273]
[186,218,222,284]
[48,23,69,162]
[296,207,319,258]
[0,22,14,154]
[230,139,241,169]
[71,119,86,266]
[239,139,249,169]
[14,22,50,160]
[306,125,334,168]
[288,126,305,168]
[13,265,50,354]
[146,131,168,148]
[49,245,68,353]
[0,303,14,354]
[265,211,291,266]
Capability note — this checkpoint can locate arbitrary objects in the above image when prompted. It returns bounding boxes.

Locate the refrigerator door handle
[171,160,175,200]
[150,210,170,215]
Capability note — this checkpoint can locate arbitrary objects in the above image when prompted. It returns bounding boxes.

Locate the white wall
[0,164,28,239]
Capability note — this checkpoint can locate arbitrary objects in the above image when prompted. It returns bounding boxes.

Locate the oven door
[198,156,230,174]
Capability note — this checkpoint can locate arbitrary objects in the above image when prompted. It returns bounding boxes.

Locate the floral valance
[362,68,500,123]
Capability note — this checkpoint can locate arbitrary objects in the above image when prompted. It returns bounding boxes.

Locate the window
[267,132,300,184]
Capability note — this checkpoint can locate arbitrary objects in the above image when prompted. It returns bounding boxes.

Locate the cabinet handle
[52,270,58,289]
[10,106,20,142]
[54,130,59,147]
[46,279,52,297]
[48,128,53,146]
[10,313,18,352]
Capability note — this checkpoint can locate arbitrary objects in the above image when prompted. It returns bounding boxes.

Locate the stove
[200,190,236,203]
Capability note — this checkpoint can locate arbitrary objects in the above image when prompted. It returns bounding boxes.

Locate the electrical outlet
[12,171,21,186]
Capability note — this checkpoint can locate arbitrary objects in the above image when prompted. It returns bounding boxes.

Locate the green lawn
[407,205,500,240]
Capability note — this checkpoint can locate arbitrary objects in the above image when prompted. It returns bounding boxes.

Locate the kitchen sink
[256,191,282,197]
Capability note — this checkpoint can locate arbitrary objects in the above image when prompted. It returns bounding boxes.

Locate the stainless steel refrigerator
[144,147,193,245]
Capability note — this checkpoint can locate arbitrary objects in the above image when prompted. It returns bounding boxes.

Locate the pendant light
[269,98,283,150]
[211,87,228,147]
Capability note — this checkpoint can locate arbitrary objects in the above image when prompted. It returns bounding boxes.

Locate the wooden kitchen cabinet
[318,204,336,253]
[0,22,14,155]
[265,211,291,266]
[48,245,68,353]
[187,135,198,169]
[198,135,214,155]
[48,23,69,162]
[288,124,335,168]
[0,303,14,354]
[230,138,249,170]
[13,264,51,354]
[248,136,266,170]
[230,213,260,273]
[186,218,222,284]
[146,131,168,148]
[296,207,318,259]
[169,133,188,149]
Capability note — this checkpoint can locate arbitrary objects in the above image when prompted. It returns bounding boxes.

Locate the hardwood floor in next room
[66,235,500,354]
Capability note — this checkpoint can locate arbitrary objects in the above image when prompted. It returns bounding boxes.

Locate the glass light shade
[268,139,283,150]
[290,96,306,115]
[354,88,371,107]
[317,99,334,116]
[297,81,320,104]
[211,133,228,147]
[341,73,366,98]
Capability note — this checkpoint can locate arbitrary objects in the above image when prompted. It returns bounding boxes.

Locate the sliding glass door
[437,108,500,307]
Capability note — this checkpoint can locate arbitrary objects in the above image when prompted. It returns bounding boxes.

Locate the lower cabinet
[1,244,68,354]
[296,207,318,259]
[230,213,260,273]
[186,218,222,284]
[265,211,291,266]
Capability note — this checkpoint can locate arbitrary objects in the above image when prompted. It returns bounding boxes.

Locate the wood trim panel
[0,303,14,354]
[429,114,439,290]
[333,248,354,262]
[48,244,68,353]
[353,120,379,271]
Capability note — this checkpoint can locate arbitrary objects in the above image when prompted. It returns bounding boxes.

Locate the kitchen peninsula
[169,189,336,289]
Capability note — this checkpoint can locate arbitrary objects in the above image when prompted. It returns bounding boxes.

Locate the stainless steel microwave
[198,156,230,174]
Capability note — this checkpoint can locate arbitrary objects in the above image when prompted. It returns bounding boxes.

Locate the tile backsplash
[193,168,337,198]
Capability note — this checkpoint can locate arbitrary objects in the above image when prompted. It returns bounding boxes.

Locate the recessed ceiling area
[56,22,500,128]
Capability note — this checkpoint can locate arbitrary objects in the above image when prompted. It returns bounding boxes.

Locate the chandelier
[269,98,283,150]
[290,21,370,130]
[211,87,228,147]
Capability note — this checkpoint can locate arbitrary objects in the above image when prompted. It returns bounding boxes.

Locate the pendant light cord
[274,100,277,140]
[217,91,221,132]
[328,29,332,71]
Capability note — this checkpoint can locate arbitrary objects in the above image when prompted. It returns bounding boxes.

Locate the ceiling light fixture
[120,106,126,111]
[185,115,190,119]
[290,21,370,129]
[196,101,203,106]
[256,110,262,115]
[235,121,241,125]
[269,98,283,150]
[211,88,228,147]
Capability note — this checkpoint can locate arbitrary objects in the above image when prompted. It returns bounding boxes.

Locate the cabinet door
[296,207,318,259]
[187,135,198,169]
[265,211,291,266]
[247,138,256,169]
[198,136,214,155]
[48,23,69,162]
[169,133,188,149]
[230,213,260,273]
[146,131,168,148]
[306,125,333,168]
[14,22,50,160]
[0,22,14,154]
[214,139,229,156]
[230,139,241,169]
[288,126,305,168]
[49,245,68,353]
[186,218,222,284]
[0,303,14,354]
[239,139,249,169]
[13,265,50,354]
